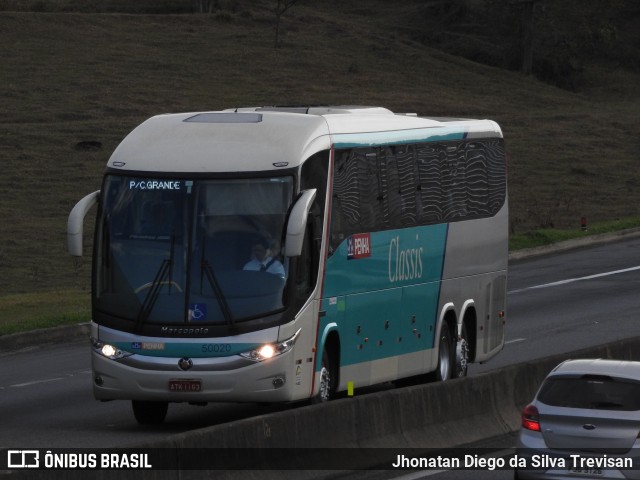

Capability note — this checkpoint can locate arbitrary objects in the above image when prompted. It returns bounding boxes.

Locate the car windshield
[538,375,640,411]
[94,175,294,328]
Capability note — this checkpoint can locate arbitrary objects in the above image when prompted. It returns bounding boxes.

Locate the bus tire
[455,324,469,378]
[432,324,454,381]
[132,400,168,425]
[313,349,335,403]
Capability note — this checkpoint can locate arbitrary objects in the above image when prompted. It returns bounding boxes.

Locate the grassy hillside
[0,0,638,331]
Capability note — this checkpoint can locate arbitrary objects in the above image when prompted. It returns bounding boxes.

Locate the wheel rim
[318,365,331,402]
[456,337,469,377]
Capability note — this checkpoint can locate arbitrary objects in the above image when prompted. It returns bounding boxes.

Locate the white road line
[392,471,445,479]
[509,265,640,294]
[10,377,64,388]
[406,470,447,478]
[5,370,90,389]
[505,338,525,345]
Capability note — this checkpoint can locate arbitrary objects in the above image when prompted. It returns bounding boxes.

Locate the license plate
[169,379,202,392]
[569,468,602,476]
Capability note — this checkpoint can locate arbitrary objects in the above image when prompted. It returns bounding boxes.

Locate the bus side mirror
[284,189,317,257]
[67,190,100,257]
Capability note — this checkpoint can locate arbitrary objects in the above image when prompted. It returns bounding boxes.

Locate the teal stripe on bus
[332,129,465,149]
[318,224,448,368]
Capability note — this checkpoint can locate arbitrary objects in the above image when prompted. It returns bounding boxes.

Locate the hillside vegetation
[0,0,638,331]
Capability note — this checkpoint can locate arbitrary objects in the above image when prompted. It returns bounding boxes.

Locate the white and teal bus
[68,106,508,424]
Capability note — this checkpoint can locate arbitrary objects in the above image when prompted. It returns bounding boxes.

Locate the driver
[243,240,285,277]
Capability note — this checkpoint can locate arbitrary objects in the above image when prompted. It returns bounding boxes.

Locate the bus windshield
[95,175,294,330]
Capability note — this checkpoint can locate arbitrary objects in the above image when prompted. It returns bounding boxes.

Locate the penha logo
[347,233,371,260]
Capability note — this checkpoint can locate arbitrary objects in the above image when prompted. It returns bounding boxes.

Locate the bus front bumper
[91,348,300,403]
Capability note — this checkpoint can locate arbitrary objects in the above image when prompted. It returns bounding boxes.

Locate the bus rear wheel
[455,324,469,378]
[432,324,454,381]
[132,400,168,425]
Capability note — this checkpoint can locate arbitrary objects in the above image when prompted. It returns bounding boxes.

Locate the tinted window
[94,175,294,328]
[299,151,330,299]
[330,138,506,249]
[538,375,640,411]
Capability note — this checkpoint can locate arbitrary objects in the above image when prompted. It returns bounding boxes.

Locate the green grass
[0,290,90,336]
[509,217,640,251]
[0,0,639,335]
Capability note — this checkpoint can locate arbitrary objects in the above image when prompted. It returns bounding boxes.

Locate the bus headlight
[240,329,301,362]
[101,344,118,358]
[91,337,132,360]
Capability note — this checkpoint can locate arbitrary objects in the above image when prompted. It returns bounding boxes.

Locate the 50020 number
[201,343,232,354]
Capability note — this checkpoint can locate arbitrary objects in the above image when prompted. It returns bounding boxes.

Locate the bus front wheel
[132,400,168,425]
[313,349,335,403]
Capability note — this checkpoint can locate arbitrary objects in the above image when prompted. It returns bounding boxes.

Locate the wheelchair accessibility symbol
[189,303,207,321]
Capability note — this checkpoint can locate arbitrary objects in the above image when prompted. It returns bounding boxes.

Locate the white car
[516,359,640,479]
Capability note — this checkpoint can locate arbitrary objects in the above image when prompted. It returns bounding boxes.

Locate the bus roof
[107,106,502,173]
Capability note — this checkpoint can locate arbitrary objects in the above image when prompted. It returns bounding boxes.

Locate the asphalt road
[472,235,640,374]
[1,236,640,451]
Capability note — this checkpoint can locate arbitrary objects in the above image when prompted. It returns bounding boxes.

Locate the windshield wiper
[200,243,234,325]
[134,235,175,331]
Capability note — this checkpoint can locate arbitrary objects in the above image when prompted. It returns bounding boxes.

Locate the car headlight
[240,329,301,362]
[91,337,132,360]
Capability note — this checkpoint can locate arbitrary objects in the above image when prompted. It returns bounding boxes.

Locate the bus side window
[300,150,328,261]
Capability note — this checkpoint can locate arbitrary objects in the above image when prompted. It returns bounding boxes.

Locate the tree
[518,0,537,75]
[273,0,301,48]
[194,1,215,14]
